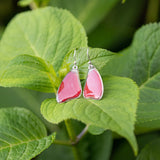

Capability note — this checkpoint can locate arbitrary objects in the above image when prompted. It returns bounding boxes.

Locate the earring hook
[74,49,76,64]
[72,49,78,70]
[87,48,94,69]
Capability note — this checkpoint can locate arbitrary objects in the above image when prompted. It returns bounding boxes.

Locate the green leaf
[0,107,55,160]
[0,7,87,76]
[102,22,160,133]
[0,54,58,92]
[41,76,139,154]
[0,7,87,92]
[50,0,120,33]
[137,138,160,160]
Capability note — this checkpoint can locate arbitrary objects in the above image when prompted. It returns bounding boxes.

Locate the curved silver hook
[72,49,78,70]
[74,49,76,65]
[87,48,94,69]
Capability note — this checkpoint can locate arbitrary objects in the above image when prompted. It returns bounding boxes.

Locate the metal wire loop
[87,48,94,69]
[72,49,78,70]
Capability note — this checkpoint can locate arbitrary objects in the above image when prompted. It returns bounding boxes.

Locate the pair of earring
[56,48,104,103]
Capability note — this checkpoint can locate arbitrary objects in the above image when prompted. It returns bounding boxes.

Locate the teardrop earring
[56,49,82,103]
[83,48,104,100]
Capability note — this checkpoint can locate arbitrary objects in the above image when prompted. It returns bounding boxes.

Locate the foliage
[0,0,160,160]
[0,107,55,160]
[41,76,139,153]
[0,7,139,155]
[102,22,160,134]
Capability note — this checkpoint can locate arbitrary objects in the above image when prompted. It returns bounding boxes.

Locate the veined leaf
[0,7,87,76]
[0,54,59,92]
[102,22,160,133]
[0,7,87,92]
[137,138,160,160]
[0,107,55,160]
[0,8,116,94]
[41,76,139,154]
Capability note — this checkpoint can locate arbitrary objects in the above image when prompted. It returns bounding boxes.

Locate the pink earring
[83,48,104,100]
[56,49,82,103]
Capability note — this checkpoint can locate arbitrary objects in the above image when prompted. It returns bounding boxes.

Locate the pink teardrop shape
[56,70,82,103]
[83,68,104,100]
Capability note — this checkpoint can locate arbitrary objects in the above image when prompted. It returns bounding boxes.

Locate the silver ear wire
[72,49,78,70]
[87,48,94,70]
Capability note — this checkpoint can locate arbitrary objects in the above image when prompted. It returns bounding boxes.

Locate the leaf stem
[73,125,89,145]
[54,125,88,146]
[65,120,76,140]
[64,120,81,160]
[53,140,72,146]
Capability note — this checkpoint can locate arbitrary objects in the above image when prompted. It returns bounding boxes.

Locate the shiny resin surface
[83,68,103,100]
[57,70,82,103]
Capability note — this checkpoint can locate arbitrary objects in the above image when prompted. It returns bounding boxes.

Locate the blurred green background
[0,0,160,159]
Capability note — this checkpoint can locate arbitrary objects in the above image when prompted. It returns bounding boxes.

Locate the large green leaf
[0,8,116,93]
[0,7,87,92]
[50,0,120,33]
[0,7,87,76]
[0,107,55,160]
[41,76,139,154]
[102,22,160,133]
[137,138,160,160]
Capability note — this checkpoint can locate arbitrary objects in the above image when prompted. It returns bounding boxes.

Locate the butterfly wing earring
[56,49,82,103]
[83,48,104,100]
